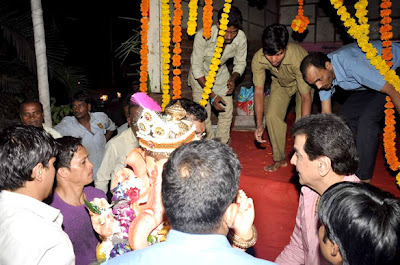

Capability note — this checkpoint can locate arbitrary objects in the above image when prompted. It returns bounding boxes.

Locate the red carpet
[229,115,400,261]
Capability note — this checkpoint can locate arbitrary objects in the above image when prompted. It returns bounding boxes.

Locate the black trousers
[340,90,386,180]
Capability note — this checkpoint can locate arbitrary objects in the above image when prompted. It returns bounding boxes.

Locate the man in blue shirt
[300,41,400,182]
[55,92,116,181]
[103,140,275,265]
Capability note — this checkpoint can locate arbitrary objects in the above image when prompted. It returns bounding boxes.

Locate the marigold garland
[330,0,400,186]
[291,0,310,33]
[187,0,198,36]
[199,0,232,107]
[139,0,149,93]
[171,0,183,100]
[161,0,171,110]
[384,97,400,185]
[202,0,213,39]
[380,0,393,67]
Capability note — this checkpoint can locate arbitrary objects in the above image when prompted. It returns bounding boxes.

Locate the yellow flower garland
[199,0,232,107]
[330,0,400,185]
[161,0,171,110]
[187,0,198,36]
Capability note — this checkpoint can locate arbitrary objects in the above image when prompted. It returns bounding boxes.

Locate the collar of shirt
[0,190,63,225]
[257,43,298,69]
[122,128,137,145]
[209,25,242,54]
[166,229,232,249]
[327,53,340,88]
[72,112,102,132]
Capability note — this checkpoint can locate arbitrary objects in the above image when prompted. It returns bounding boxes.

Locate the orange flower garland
[331,0,400,186]
[172,0,183,100]
[139,0,149,93]
[380,0,393,67]
[291,0,310,33]
[380,0,399,184]
[383,96,400,185]
[202,0,213,39]
[199,0,232,106]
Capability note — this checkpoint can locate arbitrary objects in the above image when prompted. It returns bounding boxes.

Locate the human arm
[275,196,305,265]
[294,52,313,117]
[54,117,72,136]
[321,99,332,114]
[195,75,227,111]
[191,29,207,81]
[105,130,114,141]
[93,112,116,141]
[252,50,267,142]
[227,72,241,95]
[231,31,247,80]
[230,190,255,251]
[254,85,267,143]
[95,142,118,193]
[226,33,247,96]
[34,225,75,265]
[39,240,75,265]
[381,81,400,113]
[300,92,312,116]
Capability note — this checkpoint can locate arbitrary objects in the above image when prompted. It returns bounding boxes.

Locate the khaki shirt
[251,43,311,97]
[189,25,247,95]
[95,128,139,193]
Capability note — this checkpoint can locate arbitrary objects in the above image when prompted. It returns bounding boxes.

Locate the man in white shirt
[20,100,62,139]
[55,92,117,180]
[0,124,75,265]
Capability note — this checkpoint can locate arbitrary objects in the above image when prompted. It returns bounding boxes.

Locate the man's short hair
[19,99,43,114]
[72,91,91,104]
[262,24,289,55]
[291,114,359,175]
[0,124,58,191]
[167,98,207,122]
[55,137,82,170]
[318,182,400,265]
[162,139,241,234]
[218,6,242,29]
[300,52,331,79]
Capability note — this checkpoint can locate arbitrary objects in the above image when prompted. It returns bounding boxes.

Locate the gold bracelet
[227,224,258,249]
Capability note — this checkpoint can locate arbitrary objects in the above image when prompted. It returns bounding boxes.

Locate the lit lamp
[100,95,108,102]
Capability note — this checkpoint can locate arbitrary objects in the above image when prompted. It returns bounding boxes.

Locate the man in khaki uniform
[189,6,247,144]
[252,24,313,172]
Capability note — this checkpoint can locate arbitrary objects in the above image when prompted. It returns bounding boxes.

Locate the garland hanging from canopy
[330,0,400,186]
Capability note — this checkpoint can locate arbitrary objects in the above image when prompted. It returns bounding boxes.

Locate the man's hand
[254,126,267,143]
[227,79,236,95]
[213,95,227,111]
[232,191,255,241]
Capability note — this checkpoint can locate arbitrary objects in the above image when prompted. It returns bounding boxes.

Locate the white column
[148,0,161,93]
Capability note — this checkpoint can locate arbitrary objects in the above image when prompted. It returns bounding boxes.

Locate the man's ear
[330,241,343,264]
[223,203,238,229]
[325,61,333,71]
[87,103,92,112]
[318,156,331,177]
[32,163,44,182]
[57,167,70,179]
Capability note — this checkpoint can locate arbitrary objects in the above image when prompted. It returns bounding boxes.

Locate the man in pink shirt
[275,114,360,265]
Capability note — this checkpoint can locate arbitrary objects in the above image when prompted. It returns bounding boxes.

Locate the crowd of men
[1,5,400,265]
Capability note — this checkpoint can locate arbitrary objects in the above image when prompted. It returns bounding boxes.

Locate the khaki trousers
[192,85,233,144]
[264,82,303,162]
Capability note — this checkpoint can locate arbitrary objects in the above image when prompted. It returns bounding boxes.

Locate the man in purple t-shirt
[50,136,107,265]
